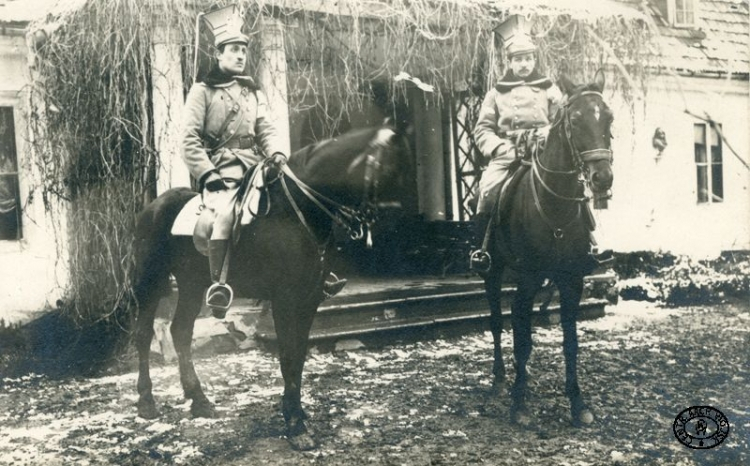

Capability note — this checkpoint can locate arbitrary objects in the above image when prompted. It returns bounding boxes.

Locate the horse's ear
[593,69,606,92]
[558,74,576,96]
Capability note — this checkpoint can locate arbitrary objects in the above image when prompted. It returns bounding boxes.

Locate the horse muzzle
[581,148,613,194]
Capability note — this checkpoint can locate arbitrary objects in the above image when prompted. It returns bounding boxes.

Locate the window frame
[669,0,699,28]
[0,96,24,245]
[694,121,724,205]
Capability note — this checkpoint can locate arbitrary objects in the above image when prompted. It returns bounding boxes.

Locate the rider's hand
[268,152,288,168]
[203,172,226,192]
[266,152,288,179]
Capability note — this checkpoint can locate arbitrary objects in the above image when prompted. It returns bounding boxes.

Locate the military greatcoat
[473,71,562,214]
[181,77,287,187]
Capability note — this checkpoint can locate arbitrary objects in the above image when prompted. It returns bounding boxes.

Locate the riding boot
[585,232,615,273]
[323,272,347,299]
[207,239,233,319]
[469,212,492,273]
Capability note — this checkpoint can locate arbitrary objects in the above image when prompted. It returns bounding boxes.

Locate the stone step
[255,273,616,343]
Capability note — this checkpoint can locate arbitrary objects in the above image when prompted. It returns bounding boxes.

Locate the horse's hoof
[572,408,595,427]
[137,403,160,420]
[286,418,316,451]
[288,432,317,451]
[491,377,508,396]
[511,407,532,428]
[191,400,218,418]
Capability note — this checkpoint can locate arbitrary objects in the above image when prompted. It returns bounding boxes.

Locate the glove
[266,152,288,179]
[268,152,288,168]
[203,172,226,192]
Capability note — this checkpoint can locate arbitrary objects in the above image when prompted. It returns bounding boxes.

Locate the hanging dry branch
[24,0,655,322]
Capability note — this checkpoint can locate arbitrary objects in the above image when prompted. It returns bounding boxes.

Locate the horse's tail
[132,188,197,308]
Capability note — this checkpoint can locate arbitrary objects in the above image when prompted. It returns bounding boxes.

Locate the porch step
[255,273,615,343]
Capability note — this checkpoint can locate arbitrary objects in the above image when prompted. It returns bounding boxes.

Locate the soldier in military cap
[182,5,345,317]
[469,15,562,271]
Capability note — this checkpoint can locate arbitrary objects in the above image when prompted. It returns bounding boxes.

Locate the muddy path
[1,300,748,465]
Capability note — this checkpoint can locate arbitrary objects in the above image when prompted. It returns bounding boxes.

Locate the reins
[278,141,387,249]
[529,90,612,237]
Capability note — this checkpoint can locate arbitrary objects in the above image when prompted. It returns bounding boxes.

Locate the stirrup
[470,249,492,274]
[323,273,347,299]
[590,248,615,266]
[206,282,234,318]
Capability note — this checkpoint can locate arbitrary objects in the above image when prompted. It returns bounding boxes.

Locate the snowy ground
[0,299,748,465]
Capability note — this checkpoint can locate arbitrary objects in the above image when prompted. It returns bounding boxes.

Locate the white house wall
[596,73,750,258]
[0,34,67,322]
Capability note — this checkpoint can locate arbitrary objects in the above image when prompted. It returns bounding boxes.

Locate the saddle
[496,160,530,221]
[170,164,267,255]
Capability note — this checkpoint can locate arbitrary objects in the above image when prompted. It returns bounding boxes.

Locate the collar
[202,68,258,90]
[495,70,553,93]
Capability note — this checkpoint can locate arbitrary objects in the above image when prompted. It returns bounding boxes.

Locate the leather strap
[206,86,252,152]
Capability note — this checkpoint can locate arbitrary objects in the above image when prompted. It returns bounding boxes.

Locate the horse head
[291,121,406,202]
[285,121,408,240]
[556,70,614,199]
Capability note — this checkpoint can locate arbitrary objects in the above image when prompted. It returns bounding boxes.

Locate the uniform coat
[474,72,562,214]
[182,77,287,186]
[475,74,562,161]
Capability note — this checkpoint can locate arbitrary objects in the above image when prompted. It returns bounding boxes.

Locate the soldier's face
[216,43,247,75]
[509,53,536,78]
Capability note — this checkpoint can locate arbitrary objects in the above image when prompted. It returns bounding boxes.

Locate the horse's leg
[170,284,216,418]
[135,295,160,419]
[510,272,543,426]
[556,273,594,426]
[271,295,318,451]
[484,266,506,390]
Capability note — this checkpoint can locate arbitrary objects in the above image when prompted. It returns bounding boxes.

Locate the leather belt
[221,136,257,150]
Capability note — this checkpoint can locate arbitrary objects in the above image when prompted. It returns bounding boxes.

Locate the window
[652,0,697,27]
[694,122,723,204]
[674,0,696,26]
[0,107,21,240]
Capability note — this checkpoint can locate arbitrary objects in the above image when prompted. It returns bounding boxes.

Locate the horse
[132,123,405,450]
[480,71,614,427]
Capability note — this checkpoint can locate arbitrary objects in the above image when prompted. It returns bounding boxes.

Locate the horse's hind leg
[510,272,543,426]
[135,295,160,419]
[272,296,318,451]
[484,267,506,389]
[556,274,594,426]
[170,285,216,418]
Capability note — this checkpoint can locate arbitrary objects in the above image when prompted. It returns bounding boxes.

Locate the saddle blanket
[171,178,264,237]
[171,195,203,236]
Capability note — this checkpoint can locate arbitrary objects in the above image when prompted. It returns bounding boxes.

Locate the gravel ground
[1,299,748,466]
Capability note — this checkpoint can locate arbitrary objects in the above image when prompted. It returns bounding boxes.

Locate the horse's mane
[287,126,384,178]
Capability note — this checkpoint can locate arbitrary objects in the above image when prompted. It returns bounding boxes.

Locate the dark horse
[132,124,404,450]
[481,71,614,427]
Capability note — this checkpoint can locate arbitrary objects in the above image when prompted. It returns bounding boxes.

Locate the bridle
[529,90,613,238]
[279,134,389,250]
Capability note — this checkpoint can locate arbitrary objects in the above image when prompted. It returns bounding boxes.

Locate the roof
[0,0,86,24]
[485,0,647,19]
[616,0,749,75]
[2,0,746,76]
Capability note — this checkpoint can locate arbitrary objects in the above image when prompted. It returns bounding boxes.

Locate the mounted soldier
[181,5,346,317]
[469,15,612,273]
[469,15,562,272]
